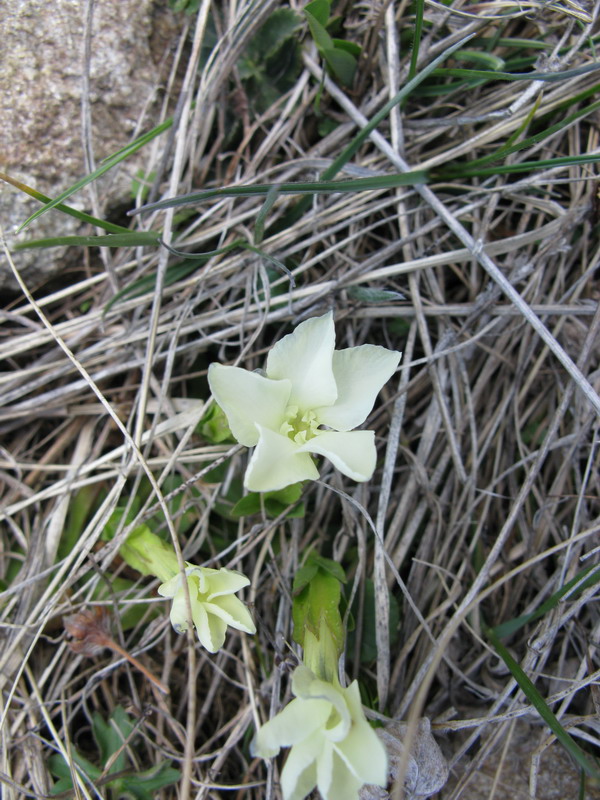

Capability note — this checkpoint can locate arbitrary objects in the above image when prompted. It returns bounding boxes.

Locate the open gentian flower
[251,665,388,800]
[208,312,401,492]
[158,566,256,653]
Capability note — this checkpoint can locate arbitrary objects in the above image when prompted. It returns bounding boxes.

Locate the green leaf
[133,170,428,214]
[49,752,101,782]
[493,564,600,638]
[432,61,600,83]
[293,562,320,594]
[331,38,361,58]
[18,114,175,232]
[246,8,302,61]
[92,706,134,774]
[305,9,333,51]
[118,762,181,799]
[59,486,100,560]
[231,483,305,519]
[292,567,344,655]
[453,49,505,70]
[304,0,330,26]
[0,171,130,234]
[322,46,357,87]
[486,626,600,780]
[199,403,236,444]
[14,231,161,250]
[346,287,405,303]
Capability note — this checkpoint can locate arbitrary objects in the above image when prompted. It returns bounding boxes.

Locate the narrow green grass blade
[0,171,130,234]
[164,237,295,284]
[493,564,600,638]
[17,117,174,233]
[14,232,162,250]
[435,152,600,180]
[314,32,476,184]
[486,626,600,779]
[433,62,600,83]
[463,95,600,171]
[453,50,505,71]
[134,33,471,225]
[131,170,429,213]
[407,0,425,82]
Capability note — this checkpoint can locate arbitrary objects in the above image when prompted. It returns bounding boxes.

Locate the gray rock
[0,0,177,290]
[360,718,449,800]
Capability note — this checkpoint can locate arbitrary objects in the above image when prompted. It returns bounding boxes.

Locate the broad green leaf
[304,0,330,26]
[231,483,305,519]
[92,706,134,774]
[119,762,181,798]
[332,38,361,58]
[322,46,357,87]
[304,9,333,52]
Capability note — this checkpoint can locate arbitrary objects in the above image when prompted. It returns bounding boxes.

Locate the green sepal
[103,508,178,582]
[198,402,236,444]
[231,482,305,519]
[292,555,346,661]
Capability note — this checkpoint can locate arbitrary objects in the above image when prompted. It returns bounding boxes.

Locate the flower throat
[280,406,320,445]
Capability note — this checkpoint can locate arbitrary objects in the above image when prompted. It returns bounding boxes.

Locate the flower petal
[281,739,322,800]
[333,682,388,787]
[314,345,401,430]
[319,749,363,800]
[292,668,351,741]
[204,594,256,634]
[195,603,228,653]
[157,573,182,600]
[266,313,338,410]
[245,425,319,492]
[251,697,331,757]
[201,567,250,598]
[208,363,291,446]
[298,430,376,482]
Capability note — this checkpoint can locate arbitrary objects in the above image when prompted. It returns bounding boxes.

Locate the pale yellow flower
[252,666,388,800]
[208,313,401,492]
[158,566,256,653]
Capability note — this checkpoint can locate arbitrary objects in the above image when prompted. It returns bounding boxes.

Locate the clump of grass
[2,1,600,798]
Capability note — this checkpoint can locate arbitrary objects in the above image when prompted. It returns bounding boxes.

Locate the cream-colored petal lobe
[298,430,376,482]
[281,735,325,800]
[208,363,291,446]
[245,425,319,492]
[197,607,228,653]
[204,568,250,598]
[204,595,256,634]
[315,345,401,431]
[251,698,331,758]
[321,749,363,800]
[157,573,181,600]
[282,754,318,800]
[333,682,388,786]
[292,668,351,740]
[266,313,337,410]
